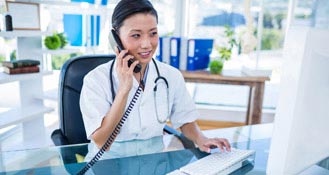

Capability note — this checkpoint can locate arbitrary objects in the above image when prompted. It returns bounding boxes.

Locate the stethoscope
[109,58,170,123]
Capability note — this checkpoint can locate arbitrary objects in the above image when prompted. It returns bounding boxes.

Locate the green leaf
[218,47,232,61]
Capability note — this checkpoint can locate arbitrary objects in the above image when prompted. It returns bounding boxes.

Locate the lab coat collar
[111,60,120,92]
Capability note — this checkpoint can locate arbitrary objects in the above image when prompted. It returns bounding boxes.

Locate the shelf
[42,3,107,15]
[40,1,111,15]
[36,89,58,101]
[0,105,54,129]
[38,48,82,54]
[35,47,106,55]
[0,71,53,84]
[0,31,51,38]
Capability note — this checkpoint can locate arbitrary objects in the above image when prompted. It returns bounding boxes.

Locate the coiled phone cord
[77,85,143,175]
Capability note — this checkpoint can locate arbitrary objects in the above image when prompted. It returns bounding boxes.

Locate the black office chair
[51,54,194,164]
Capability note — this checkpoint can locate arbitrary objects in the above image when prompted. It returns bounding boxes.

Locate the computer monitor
[266,27,329,174]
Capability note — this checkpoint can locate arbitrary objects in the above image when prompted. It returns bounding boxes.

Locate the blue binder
[90,15,100,46]
[186,39,213,71]
[156,37,163,62]
[63,0,106,46]
[159,37,171,64]
[63,14,85,46]
[100,0,107,5]
[170,37,181,69]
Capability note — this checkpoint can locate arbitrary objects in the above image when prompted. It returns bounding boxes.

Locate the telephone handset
[111,29,142,73]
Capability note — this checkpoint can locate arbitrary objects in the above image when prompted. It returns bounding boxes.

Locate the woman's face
[119,13,158,67]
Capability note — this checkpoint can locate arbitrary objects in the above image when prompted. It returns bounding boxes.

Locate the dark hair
[112,0,158,32]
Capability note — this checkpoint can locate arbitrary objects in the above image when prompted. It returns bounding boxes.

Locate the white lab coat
[80,59,199,159]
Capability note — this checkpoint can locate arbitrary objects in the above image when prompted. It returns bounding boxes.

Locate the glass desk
[0,124,270,175]
[0,124,327,175]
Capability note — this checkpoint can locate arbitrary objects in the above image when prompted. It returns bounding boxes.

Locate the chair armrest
[164,125,196,149]
[51,129,70,146]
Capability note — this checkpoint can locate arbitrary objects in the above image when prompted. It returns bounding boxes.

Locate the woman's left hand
[196,137,231,153]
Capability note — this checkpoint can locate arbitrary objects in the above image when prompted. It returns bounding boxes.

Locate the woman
[80,0,230,161]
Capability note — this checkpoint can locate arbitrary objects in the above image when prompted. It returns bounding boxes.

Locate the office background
[0,0,322,148]
[0,0,328,174]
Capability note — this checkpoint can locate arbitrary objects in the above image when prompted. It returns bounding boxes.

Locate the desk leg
[251,83,265,124]
[246,87,253,125]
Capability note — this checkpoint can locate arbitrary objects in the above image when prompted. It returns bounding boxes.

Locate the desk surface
[0,124,272,174]
[181,70,270,83]
[0,124,327,175]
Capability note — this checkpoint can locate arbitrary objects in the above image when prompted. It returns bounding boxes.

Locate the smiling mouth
[139,51,152,57]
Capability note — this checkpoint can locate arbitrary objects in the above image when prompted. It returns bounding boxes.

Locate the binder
[64,0,105,46]
[179,37,188,70]
[186,39,213,71]
[159,36,171,65]
[63,14,86,46]
[155,37,163,62]
[158,37,213,70]
[90,15,100,46]
[170,37,181,69]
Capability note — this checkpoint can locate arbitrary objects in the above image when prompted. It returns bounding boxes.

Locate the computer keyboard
[174,148,255,175]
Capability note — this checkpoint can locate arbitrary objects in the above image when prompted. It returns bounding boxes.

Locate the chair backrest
[58,54,115,144]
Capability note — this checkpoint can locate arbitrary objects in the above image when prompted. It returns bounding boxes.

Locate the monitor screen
[266,27,329,174]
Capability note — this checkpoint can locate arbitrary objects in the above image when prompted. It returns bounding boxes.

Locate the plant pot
[209,60,224,74]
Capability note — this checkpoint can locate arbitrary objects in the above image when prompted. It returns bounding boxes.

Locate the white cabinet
[0,1,111,146]
[0,31,53,144]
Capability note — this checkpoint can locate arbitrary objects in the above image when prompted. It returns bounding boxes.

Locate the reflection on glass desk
[0,124,327,175]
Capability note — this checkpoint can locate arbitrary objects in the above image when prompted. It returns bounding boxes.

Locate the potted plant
[44,32,68,50]
[209,25,238,74]
[209,59,223,74]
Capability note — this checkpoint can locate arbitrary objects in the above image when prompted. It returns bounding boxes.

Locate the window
[152,0,177,36]
[187,0,289,51]
[292,0,329,29]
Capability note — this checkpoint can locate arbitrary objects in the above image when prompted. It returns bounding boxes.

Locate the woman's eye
[132,34,140,38]
[151,32,158,36]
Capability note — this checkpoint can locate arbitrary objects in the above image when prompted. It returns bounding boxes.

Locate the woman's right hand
[115,49,139,94]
